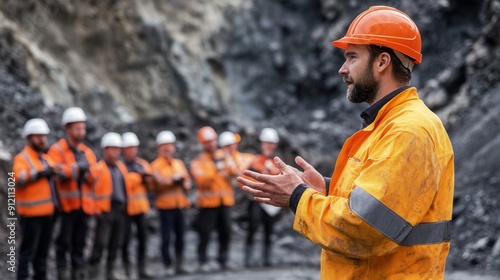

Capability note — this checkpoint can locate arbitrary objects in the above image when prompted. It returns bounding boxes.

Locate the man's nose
[339,61,349,75]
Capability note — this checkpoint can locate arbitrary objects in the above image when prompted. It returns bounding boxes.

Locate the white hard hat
[219,131,236,147]
[259,128,279,143]
[22,118,50,138]
[61,107,87,126]
[101,132,123,148]
[156,130,176,145]
[122,132,140,147]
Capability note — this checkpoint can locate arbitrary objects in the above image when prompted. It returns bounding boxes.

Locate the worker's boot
[123,262,131,279]
[138,261,155,278]
[57,267,70,280]
[244,247,252,267]
[263,247,272,267]
[106,263,127,280]
[176,254,189,274]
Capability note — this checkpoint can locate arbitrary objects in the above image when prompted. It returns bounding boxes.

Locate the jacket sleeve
[47,145,75,181]
[293,131,441,259]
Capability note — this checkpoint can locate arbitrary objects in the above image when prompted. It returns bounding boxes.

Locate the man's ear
[377,52,391,72]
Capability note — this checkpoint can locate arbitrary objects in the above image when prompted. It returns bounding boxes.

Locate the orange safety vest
[190,150,235,208]
[151,157,191,210]
[94,160,134,214]
[251,154,280,175]
[231,150,255,173]
[47,138,97,215]
[12,146,55,217]
[123,157,151,215]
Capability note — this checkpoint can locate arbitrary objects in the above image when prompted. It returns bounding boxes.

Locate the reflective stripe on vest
[158,189,183,199]
[95,194,110,201]
[198,190,233,198]
[18,198,52,207]
[129,193,148,200]
[19,171,28,185]
[350,186,451,246]
[60,190,81,198]
[21,151,38,182]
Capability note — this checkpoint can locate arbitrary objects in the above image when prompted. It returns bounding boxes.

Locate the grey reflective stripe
[350,186,450,246]
[60,190,81,198]
[21,151,38,181]
[19,171,28,185]
[18,198,52,207]
[400,220,450,245]
[83,192,93,198]
[199,190,233,198]
[129,193,148,200]
[71,164,78,180]
[95,195,110,201]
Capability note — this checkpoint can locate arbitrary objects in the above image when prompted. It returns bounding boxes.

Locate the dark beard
[347,65,379,104]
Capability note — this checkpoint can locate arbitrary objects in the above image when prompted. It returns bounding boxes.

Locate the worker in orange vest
[150,131,191,276]
[190,126,237,272]
[88,132,133,280]
[218,131,254,177]
[120,132,154,278]
[13,118,59,280]
[245,128,281,267]
[47,107,97,280]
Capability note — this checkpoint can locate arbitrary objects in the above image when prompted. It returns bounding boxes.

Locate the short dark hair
[367,45,412,85]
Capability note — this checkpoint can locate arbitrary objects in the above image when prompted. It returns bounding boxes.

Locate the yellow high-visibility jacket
[293,87,454,279]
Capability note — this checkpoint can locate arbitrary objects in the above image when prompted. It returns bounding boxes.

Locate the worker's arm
[292,131,441,259]
[47,145,75,181]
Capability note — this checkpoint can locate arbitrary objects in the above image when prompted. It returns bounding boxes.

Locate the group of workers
[13,106,283,280]
[13,5,456,280]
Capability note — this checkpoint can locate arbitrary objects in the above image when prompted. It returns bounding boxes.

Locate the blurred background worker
[190,126,236,272]
[47,107,97,280]
[13,119,58,280]
[245,128,281,267]
[88,132,130,280]
[150,130,192,276]
[120,132,154,279]
[218,131,254,178]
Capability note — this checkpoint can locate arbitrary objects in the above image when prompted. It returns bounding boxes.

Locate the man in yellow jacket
[13,118,59,280]
[151,130,192,276]
[238,6,454,279]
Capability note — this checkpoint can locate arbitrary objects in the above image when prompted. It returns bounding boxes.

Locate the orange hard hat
[332,6,422,64]
[197,126,218,143]
[234,133,241,143]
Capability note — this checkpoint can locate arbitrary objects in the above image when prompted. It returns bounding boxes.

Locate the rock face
[0,0,499,274]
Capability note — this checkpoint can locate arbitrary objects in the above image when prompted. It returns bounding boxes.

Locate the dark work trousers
[121,213,148,265]
[56,209,90,270]
[159,209,186,267]
[197,206,232,264]
[246,201,275,249]
[88,204,127,266]
[18,215,55,280]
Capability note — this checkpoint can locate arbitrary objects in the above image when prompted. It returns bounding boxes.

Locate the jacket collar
[362,87,419,132]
